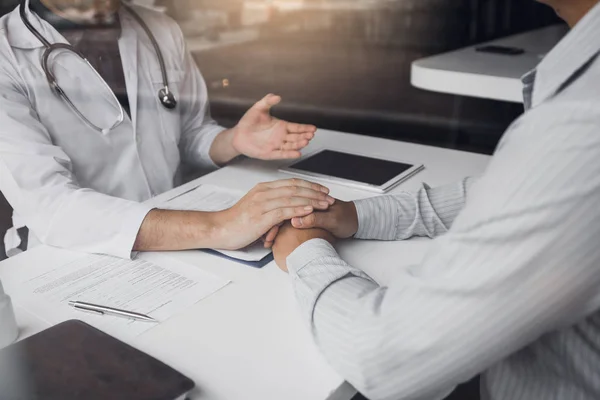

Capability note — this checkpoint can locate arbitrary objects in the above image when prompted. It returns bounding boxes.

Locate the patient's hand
[290,200,358,239]
[272,222,335,272]
[262,199,355,249]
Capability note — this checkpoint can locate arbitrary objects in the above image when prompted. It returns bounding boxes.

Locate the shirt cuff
[203,125,227,169]
[116,203,154,260]
[287,239,374,324]
[353,196,401,240]
[43,199,154,260]
[287,238,339,273]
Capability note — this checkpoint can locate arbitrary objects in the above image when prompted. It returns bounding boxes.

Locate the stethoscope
[19,0,177,134]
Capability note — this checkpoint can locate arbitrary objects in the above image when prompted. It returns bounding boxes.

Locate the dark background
[183,0,560,154]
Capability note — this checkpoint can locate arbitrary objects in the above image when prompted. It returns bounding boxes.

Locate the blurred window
[161,0,559,154]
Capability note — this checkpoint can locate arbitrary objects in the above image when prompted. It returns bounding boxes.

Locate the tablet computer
[279,149,424,193]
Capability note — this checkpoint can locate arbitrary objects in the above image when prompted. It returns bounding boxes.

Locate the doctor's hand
[290,200,358,239]
[210,179,334,251]
[231,94,317,160]
[272,222,336,272]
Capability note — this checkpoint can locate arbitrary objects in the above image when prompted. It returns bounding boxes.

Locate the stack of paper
[11,253,229,339]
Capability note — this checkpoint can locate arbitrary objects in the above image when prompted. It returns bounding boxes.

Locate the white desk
[0,129,490,400]
[411,25,568,103]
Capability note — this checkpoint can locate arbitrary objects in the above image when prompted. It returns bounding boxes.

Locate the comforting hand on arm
[134,179,334,252]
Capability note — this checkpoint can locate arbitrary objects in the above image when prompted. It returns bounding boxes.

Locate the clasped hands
[212,92,358,270]
[212,178,357,272]
[269,199,359,272]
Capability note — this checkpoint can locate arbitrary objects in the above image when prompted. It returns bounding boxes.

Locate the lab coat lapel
[6,0,69,49]
[7,3,121,131]
[118,11,138,133]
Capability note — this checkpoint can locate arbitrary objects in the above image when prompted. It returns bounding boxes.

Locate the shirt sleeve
[352,177,476,241]
[0,68,152,259]
[176,25,226,170]
[286,103,600,400]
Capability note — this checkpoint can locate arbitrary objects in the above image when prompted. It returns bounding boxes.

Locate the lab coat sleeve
[0,72,152,259]
[176,27,226,170]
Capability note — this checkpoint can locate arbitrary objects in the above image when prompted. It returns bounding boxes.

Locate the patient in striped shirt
[272,1,600,399]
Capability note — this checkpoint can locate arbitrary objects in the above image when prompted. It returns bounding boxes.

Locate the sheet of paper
[11,253,229,340]
[161,185,272,262]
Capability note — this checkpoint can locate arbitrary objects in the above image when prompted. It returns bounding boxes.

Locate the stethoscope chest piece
[158,86,177,109]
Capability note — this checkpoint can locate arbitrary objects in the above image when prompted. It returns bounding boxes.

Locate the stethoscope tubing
[18,0,176,133]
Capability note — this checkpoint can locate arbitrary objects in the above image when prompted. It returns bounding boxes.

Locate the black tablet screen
[289,150,413,186]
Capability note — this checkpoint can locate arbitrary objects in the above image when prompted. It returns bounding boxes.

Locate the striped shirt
[286,4,600,400]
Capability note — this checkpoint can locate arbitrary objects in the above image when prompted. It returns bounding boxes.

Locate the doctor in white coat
[0,0,333,259]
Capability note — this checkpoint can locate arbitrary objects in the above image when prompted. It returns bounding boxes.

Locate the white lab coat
[0,3,225,258]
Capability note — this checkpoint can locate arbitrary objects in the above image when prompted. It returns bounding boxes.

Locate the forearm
[287,240,453,400]
[354,177,476,241]
[133,209,221,251]
[310,276,454,400]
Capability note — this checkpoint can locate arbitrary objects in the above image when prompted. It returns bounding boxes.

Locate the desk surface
[0,130,490,400]
[411,25,568,103]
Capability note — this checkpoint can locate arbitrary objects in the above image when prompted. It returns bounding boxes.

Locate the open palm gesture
[232,94,317,160]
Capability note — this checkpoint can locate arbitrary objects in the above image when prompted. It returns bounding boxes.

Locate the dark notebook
[0,320,194,400]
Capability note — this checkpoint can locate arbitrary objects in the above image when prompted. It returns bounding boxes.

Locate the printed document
[11,252,229,339]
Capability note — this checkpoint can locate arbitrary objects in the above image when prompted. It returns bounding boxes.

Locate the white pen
[68,300,158,323]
